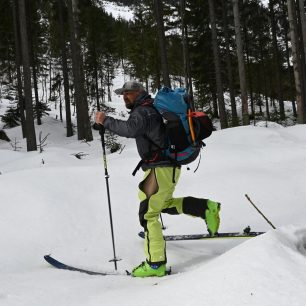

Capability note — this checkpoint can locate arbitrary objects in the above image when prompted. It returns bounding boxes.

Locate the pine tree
[298,0,306,66]
[232,0,249,125]
[18,0,37,151]
[287,0,306,123]
[67,0,93,141]
[153,0,171,87]
[268,0,285,120]
[11,0,26,137]
[221,0,238,126]
[180,0,192,94]
[58,0,73,137]
[208,0,228,129]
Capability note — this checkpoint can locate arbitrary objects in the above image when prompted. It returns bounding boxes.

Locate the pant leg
[138,167,181,265]
[162,196,210,219]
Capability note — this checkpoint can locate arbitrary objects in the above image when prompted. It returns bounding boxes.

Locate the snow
[101,1,134,21]
[261,0,269,7]
[1,92,306,305]
[1,2,306,304]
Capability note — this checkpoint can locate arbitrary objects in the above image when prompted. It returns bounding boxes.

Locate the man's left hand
[95,111,106,125]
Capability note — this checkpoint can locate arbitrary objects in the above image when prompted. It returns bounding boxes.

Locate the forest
[0,0,306,151]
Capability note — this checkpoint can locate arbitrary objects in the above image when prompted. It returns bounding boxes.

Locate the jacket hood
[130,92,152,112]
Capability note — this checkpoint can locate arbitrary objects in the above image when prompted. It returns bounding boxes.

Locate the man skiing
[95,80,220,277]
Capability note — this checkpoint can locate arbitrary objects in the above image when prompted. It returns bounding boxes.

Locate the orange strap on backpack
[188,109,196,144]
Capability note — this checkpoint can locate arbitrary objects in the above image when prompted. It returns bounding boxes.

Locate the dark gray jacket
[103,93,171,170]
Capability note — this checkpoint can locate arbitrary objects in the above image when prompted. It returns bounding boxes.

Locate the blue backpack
[153,87,213,166]
[132,87,213,179]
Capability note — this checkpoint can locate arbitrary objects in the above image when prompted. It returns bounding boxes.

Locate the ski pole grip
[93,122,105,135]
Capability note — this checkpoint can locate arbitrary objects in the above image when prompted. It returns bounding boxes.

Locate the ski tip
[44,254,51,261]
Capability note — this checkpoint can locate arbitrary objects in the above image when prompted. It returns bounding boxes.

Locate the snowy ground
[1,91,306,305]
[101,1,134,21]
[0,3,305,303]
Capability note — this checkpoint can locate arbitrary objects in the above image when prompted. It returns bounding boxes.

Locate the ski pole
[245,194,276,229]
[99,125,120,270]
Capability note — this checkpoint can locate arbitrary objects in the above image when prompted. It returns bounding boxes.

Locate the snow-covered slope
[101,0,133,21]
[1,1,305,304]
[1,98,306,305]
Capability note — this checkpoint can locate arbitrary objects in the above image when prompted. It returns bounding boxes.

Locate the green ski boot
[205,200,221,236]
[131,261,166,278]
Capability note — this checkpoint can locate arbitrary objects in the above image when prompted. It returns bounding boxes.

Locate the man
[95,80,220,277]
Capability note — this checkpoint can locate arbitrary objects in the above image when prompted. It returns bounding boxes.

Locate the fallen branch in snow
[10,138,22,151]
[245,194,276,229]
[81,139,91,146]
[37,131,50,153]
[71,152,89,159]
[118,145,125,154]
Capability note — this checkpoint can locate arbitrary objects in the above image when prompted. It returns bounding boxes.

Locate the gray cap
[114,81,145,95]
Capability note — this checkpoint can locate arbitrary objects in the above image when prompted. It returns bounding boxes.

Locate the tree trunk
[68,0,93,141]
[269,0,285,120]
[58,0,73,137]
[211,89,219,118]
[31,56,41,125]
[94,54,100,111]
[222,0,238,126]
[59,86,63,122]
[140,26,149,92]
[287,0,306,123]
[282,0,297,117]
[100,65,105,104]
[232,0,249,125]
[49,60,52,101]
[259,40,270,121]
[299,0,306,65]
[18,0,37,151]
[296,0,306,121]
[152,37,161,90]
[153,0,171,87]
[208,0,228,129]
[180,0,194,104]
[11,0,26,138]
[107,67,112,102]
[25,0,41,125]
[255,65,263,115]
[243,23,254,121]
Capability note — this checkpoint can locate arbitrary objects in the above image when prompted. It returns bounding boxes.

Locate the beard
[124,97,134,109]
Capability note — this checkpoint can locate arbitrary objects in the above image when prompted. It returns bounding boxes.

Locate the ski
[44,255,172,276]
[138,227,265,241]
[44,255,121,276]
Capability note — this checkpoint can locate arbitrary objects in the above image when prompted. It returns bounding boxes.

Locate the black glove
[93,122,102,130]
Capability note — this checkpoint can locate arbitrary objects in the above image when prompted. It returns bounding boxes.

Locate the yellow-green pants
[138,167,182,264]
[138,167,210,265]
